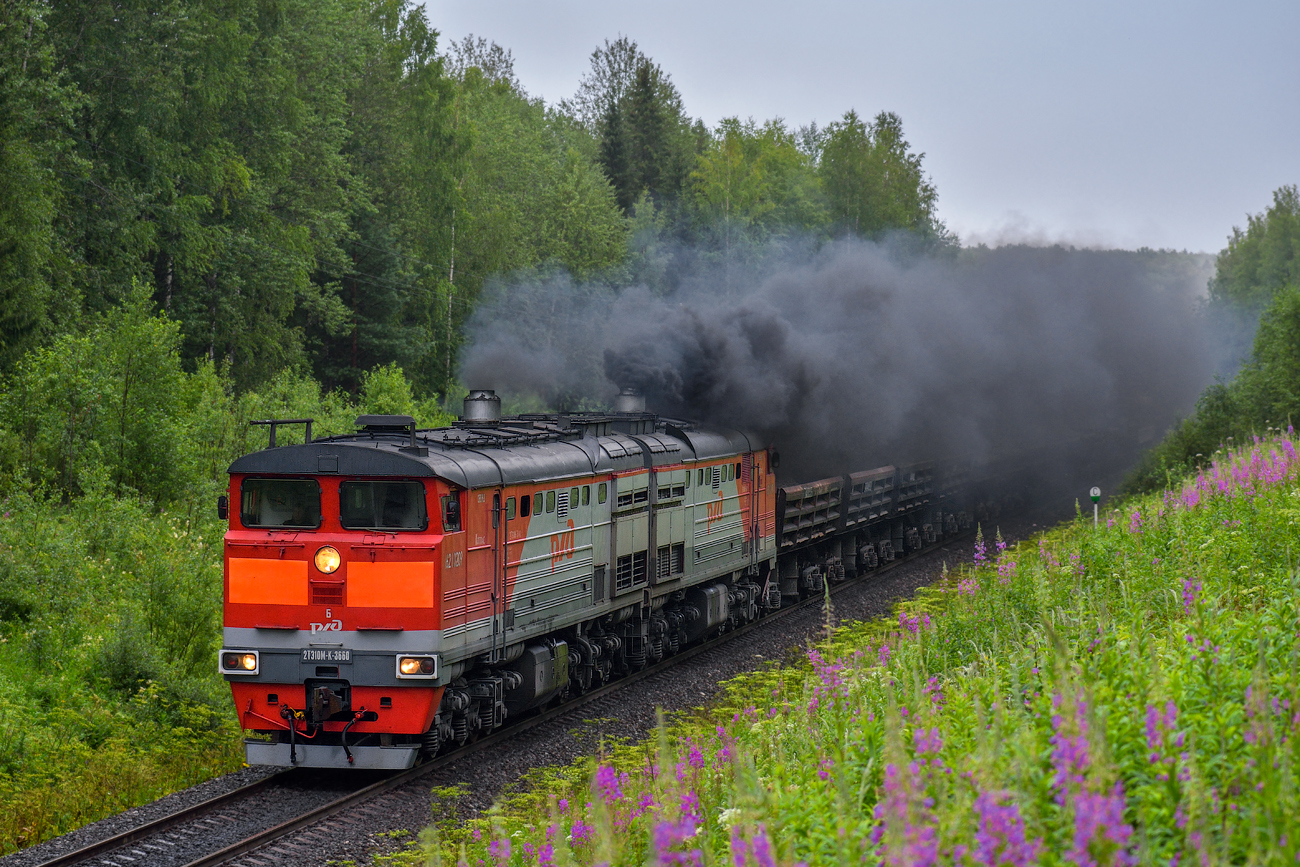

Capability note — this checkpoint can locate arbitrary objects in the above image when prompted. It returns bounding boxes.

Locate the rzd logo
[550,519,576,571]
[311,609,343,635]
[706,492,724,533]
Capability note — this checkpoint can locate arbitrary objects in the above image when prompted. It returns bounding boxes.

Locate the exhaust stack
[462,389,502,425]
[614,387,646,413]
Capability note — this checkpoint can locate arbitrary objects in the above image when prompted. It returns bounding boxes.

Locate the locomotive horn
[463,389,502,424]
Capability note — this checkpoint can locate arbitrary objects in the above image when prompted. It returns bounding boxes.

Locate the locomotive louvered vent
[617,491,634,508]
[556,491,569,520]
[712,467,721,488]
[631,550,648,584]
[742,455,751,484]
[311,580,344,606]
[657,546,672,581]
[615,555,633,591]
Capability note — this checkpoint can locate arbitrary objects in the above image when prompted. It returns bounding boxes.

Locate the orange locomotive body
[220,391,780,769]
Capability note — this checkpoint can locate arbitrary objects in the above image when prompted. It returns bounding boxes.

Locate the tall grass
[402,433,1300,866]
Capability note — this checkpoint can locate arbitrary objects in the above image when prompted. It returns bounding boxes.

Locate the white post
[1090,487,1101,528]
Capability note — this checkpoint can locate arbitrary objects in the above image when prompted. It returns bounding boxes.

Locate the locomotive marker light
[314,545,341,573]
[1090,487,1101,528]
[396,655,438,679]
[220,649,259,674]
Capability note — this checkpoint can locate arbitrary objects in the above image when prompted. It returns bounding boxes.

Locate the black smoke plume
[459,237,1218,487]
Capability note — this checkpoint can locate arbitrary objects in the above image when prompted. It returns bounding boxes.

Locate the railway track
[32,533,969,867]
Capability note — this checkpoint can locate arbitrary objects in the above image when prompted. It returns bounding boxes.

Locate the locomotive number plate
[302,648,352,663]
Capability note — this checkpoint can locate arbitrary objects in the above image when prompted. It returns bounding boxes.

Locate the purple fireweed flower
[1145,701,1178,765]
[688,745,705,769]
[972,792,1042,867]
[1128,510,1143,534]
[1039,538,1060,567]
[1066,784,1134,867]
[871,762,939,867]
[538,843,555,867]
[818,757,834,780]
[974,526,987,565]
[1050,694,1090,802]
[751,826,777,867]
[569,820,593,845]
[995,529,1006,554]
[924,677,945,708]
[595,764,625,803]
[914,727,944,757]
[652,817,703,867]
[958,574,980,596]
[489,838,511,865]
[1181,577,1201,616]
[997,558,1017,585]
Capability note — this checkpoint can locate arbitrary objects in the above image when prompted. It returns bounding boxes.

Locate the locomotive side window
[570,487,579,508]
[339,481,428,531]
[598,483,607,504]
[520,493,531,517]
[546,491,556,513]
[533,492,543,514]
[240,478,321,529]
[441,493,462,532]
[582,485,590,506]
[698,469,705,486]
[506,497,516,520]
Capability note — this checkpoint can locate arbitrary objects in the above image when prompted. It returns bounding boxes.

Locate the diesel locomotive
[219,389,969,769]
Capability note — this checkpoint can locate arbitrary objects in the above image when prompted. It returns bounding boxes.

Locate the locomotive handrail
[249,417,313,448]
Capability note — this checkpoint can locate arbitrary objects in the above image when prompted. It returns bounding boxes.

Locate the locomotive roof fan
[462,389,502,425]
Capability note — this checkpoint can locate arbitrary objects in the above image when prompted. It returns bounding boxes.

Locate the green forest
[0,0,1298,852]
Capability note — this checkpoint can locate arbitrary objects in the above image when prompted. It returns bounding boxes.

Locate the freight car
[219,389,968,769]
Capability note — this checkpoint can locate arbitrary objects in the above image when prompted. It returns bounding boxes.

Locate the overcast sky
[423,1,1298,255]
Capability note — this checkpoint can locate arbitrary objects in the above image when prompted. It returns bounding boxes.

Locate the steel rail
[39,532,966,867]
[30,771,297,867]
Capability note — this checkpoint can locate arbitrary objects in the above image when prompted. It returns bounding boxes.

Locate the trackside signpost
[1090,486,1101,528]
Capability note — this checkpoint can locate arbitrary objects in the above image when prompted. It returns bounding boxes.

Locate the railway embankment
[399,435,1300,867]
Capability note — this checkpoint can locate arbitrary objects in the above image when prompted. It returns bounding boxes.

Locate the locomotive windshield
[240,478,321,529]
[340,480,428,531]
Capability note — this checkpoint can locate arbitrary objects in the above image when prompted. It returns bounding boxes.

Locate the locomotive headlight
[397,655,437,678]
[314,545,341,574]
[219,649,259,675]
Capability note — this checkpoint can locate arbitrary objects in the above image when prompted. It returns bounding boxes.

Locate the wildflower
[974,526,987,565]
[871,762,939,867]
[1128,509,1143,534]
[1067,785,1134,867]
[972,792,1042,867]
[488,838,511,865]
[595,764,625,803]
[1181,577,1200,616]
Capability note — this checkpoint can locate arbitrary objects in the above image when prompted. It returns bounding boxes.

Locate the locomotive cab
[221,416,458,769]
